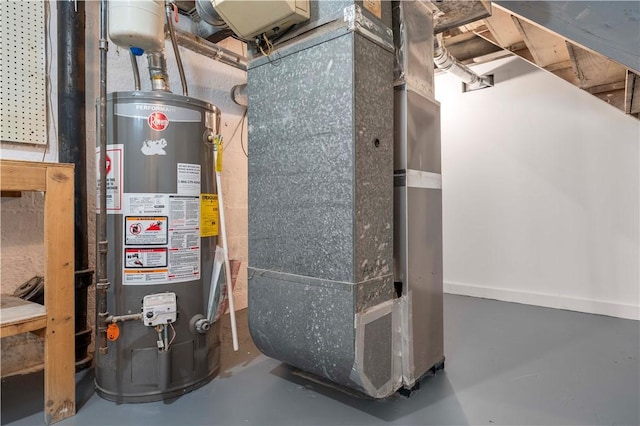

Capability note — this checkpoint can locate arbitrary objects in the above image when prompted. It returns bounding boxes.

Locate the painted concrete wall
[436,56,640,320]
[1,3,248,372]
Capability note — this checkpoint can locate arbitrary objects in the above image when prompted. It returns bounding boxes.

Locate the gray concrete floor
[2,294,639,425]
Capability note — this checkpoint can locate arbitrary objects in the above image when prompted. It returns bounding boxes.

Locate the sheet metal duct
[248,2,399,398]
[247,0,444,397]
[392,0,445,388]
[432,0,492,34]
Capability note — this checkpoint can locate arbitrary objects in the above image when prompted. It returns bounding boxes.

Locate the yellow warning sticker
[200,193,219,237]
[363,0,382,19]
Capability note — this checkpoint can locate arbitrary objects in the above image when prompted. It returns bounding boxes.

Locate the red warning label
[125,216,167,245]
[125,248,168,268]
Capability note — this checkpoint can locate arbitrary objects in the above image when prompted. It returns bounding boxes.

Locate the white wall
[436,56,640,320]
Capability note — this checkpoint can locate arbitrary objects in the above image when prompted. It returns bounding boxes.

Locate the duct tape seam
[399,291,416,387]
[406,169,442,190]
[350,299,402,398]
[343,4,394,52]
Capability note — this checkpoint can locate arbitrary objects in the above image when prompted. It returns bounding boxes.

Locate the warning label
[124,269,169,284]
[125,217,168,245]
[96,144,123,213]
[200,194,219,237]
[168,247,200,281]
[125,248,167,268]
[167,195,200,283]
[169,195,200,229]
[177,163,201,196]
[122,192,201,285]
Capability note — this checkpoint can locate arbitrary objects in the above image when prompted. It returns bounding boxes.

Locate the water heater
[95,91,223,402]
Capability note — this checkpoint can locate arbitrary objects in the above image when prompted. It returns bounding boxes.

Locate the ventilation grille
[0,1,47,145]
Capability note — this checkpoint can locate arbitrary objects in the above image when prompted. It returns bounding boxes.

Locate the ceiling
[439,3,640,119]
[175,1,639,119]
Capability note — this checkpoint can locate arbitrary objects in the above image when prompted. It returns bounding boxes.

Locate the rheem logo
[148,112,169,131]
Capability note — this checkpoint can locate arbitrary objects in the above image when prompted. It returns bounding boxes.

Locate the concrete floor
[2,294,639,425]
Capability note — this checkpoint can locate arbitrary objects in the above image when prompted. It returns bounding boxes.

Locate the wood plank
[1,316,47,338]
[1,296,47,326]
[545,60,573,73]
[552,67,581,86]
[625,70,640,115]
[512,16,572,68]
[1,191,22,197]
[585,81,627,95]
[43,165,75,425]
[0,161,47,191]
[624,70,635,114]
[594,89,627,112]
[566,42,627,89]
[483,7,523,48]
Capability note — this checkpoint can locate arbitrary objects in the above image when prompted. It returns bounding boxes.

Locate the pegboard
[0,1,48,145]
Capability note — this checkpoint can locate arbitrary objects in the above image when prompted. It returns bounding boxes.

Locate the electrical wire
[168,321,176,348]
[223,108,247,153]
[43,1,55,162]
[258,33,274,56]
[239,110,248,158]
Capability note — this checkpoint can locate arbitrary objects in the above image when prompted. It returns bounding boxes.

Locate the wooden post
[43,165,76,424]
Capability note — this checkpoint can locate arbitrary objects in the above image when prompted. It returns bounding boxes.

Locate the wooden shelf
[0,295,47,338]
[0,160,76,425]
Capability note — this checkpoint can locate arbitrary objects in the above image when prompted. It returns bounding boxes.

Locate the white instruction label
[177,163,201,196]
[169,195,200,229]
[167,195,201,283]
[124,269,169,284]
[96,144,124,213]
[124,193,169,215]
[122,193,200,285]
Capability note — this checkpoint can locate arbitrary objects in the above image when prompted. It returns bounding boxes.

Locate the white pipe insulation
[433,34,492,91]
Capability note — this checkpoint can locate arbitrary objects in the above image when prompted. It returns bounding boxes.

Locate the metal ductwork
[434,34,492,91]
[247,0,445,399]
[174,28,248,71]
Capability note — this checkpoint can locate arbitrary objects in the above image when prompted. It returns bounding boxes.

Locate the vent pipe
[58,0,93,369]
[434,34,492,91]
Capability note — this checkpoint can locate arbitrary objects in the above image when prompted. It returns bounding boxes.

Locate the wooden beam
[0,160,48,191]
[483,8,523,48]
[566,42,627,90]
[1,316,47,338]
[625,70,640,115]
[512,16,572,68]
[594,89,627,112]
[506,41,528,53]
[545,60,574,73]
[585,80,627,95]
[43,165,76,425]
